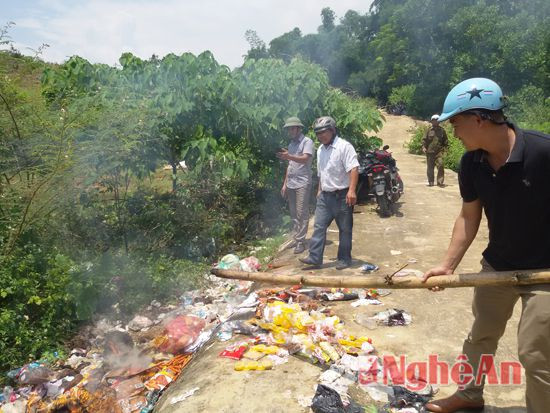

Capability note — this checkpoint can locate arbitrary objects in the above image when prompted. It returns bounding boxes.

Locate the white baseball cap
[431,114,440,121]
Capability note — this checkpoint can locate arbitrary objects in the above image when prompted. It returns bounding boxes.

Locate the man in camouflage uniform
[422,114,448,187]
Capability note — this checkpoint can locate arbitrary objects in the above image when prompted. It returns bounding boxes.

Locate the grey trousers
[307,189,353,264]
[457,259,550,413]
[287,185,311,244]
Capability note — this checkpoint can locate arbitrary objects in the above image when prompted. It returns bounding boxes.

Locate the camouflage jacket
[422,125,448,154]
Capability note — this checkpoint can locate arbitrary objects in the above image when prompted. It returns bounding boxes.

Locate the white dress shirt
[317,136,359,192]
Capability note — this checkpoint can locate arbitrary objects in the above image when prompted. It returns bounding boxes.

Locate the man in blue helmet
[423,78,550,413]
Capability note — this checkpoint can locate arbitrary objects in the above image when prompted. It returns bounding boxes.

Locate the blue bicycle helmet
[439,78,506,122]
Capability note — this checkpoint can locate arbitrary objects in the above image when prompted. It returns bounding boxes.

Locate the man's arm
[422,130,429,153]
[423,199,483,280]
[346,167,359,206]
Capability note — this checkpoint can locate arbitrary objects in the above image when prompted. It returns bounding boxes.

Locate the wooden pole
[211,268,550,289]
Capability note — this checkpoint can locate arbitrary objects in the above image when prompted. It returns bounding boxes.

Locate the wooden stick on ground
[211,268,550,289]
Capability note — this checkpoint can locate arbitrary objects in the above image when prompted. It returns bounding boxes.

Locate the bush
[405,123,464,172]
[507,85,550,134]
[69,252,206,320]
[0,243,205,376]
[388,84,416,108]
[0,245,77,374]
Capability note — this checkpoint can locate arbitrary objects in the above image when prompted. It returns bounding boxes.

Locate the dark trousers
[308,189,353,264]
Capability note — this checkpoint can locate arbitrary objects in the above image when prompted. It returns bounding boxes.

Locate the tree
[321,7,336,32]
[245,30,268,60]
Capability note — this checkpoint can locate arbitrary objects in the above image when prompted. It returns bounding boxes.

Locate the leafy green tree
[320,7,337,32]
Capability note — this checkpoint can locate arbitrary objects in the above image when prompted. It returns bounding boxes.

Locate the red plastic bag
[159,315,206,354]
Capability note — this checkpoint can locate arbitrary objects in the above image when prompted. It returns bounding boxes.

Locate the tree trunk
[171,162,177,192]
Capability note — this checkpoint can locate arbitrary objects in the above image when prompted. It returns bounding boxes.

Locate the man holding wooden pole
[423,78,550,413]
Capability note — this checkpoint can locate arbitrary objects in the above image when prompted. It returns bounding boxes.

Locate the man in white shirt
[277,117,314,254]
[299,116,359,270]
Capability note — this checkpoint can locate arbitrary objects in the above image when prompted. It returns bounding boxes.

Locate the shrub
[0,245,77,374]
[0,244,206,376]
[69,252,206,320]
[507,85,550,134]
[388,84,416,108]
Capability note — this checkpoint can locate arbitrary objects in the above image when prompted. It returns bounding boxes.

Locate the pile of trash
[1,251,424,413]
[215,285,428,413]
[0,256,259,413]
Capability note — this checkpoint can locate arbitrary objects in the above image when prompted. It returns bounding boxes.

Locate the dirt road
[155,114,526,412]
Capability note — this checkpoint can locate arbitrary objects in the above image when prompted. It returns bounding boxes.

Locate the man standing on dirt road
[277,117,314,254]
[423,78,550,413]
[299,116,359,270]
[422,114,448,187]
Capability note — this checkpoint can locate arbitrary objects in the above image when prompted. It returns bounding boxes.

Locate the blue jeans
[308,189,353,264]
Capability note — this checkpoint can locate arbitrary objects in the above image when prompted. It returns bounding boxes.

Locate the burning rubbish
[1,253,428,412]
[0,255,257,413]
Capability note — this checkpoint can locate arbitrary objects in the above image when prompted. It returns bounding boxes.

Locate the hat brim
[438,107,463,122]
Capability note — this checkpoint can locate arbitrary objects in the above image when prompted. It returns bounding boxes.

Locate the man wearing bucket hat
[277,117,314,254]
[423,78,550,413]
[422,114,448,186]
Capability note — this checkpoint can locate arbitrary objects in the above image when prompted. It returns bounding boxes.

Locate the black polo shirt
[458,123,550,271]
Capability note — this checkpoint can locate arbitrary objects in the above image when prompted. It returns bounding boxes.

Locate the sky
[2,0,373,68]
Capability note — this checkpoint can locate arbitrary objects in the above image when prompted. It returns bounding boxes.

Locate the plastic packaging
[360,262,379,273]
[158,315,206,354]
[219,343,248,360]
[319,342,340,362]
[250,344,279,355]
[310,384,345,413]
[354,313,378,330]
[17,363,52,385]
[239,256,261,272]
[216,254,241,269]
[234,359,273,371]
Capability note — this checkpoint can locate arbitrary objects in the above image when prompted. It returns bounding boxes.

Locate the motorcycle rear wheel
[376,194,392,217]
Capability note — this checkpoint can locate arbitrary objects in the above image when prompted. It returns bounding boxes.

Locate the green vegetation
[0,26,382,373]
[247,0,550,121]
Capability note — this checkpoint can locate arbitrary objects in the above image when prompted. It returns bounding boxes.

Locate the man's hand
[281,184,287,198]
[346,189,357,206]
[422,147,427,154]
[422,265,454,291]
[276,149,290,160]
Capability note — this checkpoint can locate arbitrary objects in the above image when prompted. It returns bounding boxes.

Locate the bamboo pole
[211,268,550,289]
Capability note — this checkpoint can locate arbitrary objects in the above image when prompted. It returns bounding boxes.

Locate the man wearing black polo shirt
[423,78,550,413]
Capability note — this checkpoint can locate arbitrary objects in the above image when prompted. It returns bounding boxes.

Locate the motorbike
[357,145,404,217]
